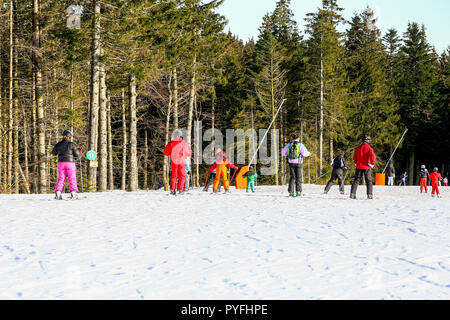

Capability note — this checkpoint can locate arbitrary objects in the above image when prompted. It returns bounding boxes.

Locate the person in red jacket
[429,167,443,198]
[163,130,192,195]
[206,149,238,193]
[350,135,376,199]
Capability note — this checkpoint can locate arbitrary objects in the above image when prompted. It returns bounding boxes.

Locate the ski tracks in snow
[0,185,449,299]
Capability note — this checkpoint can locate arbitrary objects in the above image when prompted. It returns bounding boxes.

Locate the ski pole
[203,173,210,189]
[230,167,239,185]
[313,170,331,184]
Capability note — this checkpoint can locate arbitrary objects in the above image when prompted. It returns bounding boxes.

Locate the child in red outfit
[429,167,443,198]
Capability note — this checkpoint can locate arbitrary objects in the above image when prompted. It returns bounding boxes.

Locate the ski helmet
[433,167,438,172]
[421,165,426,169]
[171,129,183,140]
[362,135,371,143]
[62,130,72,138]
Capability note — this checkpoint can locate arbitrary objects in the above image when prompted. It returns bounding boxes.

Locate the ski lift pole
[382,128,408,174]
[248,99,287,168]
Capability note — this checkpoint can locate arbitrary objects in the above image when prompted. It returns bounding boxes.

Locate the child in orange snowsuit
[206,151,238,192]
[429,167,443,197]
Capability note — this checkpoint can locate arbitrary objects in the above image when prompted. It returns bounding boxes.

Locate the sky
[216,0,450,54]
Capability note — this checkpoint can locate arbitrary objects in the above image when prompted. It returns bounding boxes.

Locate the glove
[368,164,374,168]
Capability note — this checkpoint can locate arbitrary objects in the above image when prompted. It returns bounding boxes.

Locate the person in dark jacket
[52,130,81,199]
[324,150,349,195]
[350,135,376,199]
[419,165,429,193]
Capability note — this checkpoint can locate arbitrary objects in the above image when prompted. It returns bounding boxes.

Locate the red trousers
[170,162,186,191]
[420,178,428,192]
[431,183,440,195]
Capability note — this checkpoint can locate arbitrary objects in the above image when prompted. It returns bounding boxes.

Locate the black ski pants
[288,163,302,193]
[324,168,345,193]
[350,169,373,196]
[204,173,217,191]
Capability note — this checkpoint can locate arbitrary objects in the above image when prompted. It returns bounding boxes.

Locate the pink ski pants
[55,162,79,193]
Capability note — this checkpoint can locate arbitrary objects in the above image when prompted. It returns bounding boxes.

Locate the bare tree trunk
[173,67,178,129]
[144,130,148,190]
[31,71,37,193]
[121,88,127,191]
[319,49,324,175]
[13,35,19,194]
[23,107,30,187]
[0,29,3,191]
[187,56,196,146]
[128,74,138,192]
[280,101,285,185]
[270,56,279,185]
[408,150,415,186]
[98,61,107,191]
[163,74,172,191]
[329,137,333,163]
[69,65,74,133]
[87,0,101,192]
[7,0,13,193]
[33,0,46,193]
[107,96,114,190]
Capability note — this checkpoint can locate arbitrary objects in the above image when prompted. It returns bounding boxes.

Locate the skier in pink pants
[52,130,81,199]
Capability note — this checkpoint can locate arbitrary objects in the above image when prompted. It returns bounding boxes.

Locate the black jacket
[331,156,348,170]
[52,140,81,162]
[419,169,429,179]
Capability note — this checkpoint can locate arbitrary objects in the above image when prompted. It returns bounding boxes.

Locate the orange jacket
[207,158,237,174]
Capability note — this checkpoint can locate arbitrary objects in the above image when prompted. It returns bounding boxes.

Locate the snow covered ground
[0,184,449,300]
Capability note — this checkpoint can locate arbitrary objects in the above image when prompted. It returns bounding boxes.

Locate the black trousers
[288,163,302,193]
[350,169,373,195]
[204,173,217,190]
[324,168,345,193]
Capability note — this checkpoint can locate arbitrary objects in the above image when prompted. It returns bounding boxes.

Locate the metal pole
[382,128,408,174]
[248,99,286,167]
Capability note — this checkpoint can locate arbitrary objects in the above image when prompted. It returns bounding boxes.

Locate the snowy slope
[0,184,449,300]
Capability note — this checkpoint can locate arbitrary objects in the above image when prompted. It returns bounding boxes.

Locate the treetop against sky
[217,0,450,53]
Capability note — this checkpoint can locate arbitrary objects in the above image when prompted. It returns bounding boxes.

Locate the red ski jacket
[353,142,376,170]
[163,138,192,165]
[429,172,442,185]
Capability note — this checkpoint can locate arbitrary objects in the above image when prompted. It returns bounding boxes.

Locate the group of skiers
[50,129,446,199]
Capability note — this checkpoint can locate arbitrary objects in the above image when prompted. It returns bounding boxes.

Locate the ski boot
[367,194,373,199]
[350,193,356,199]
[340,191,345,195]
[178,190,186,195]
[55,191,62,200]
[224,188,231,194]
[170,190,177,196]
[323,191,328,194]
[70,191,78,200]
[296,192,302,197]
[289,192,295,197]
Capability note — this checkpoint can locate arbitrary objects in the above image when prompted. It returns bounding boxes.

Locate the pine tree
[396,22,439,184]
[345,7,399,171]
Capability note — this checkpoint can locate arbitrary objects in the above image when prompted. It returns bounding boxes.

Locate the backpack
[288,142,300,160]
